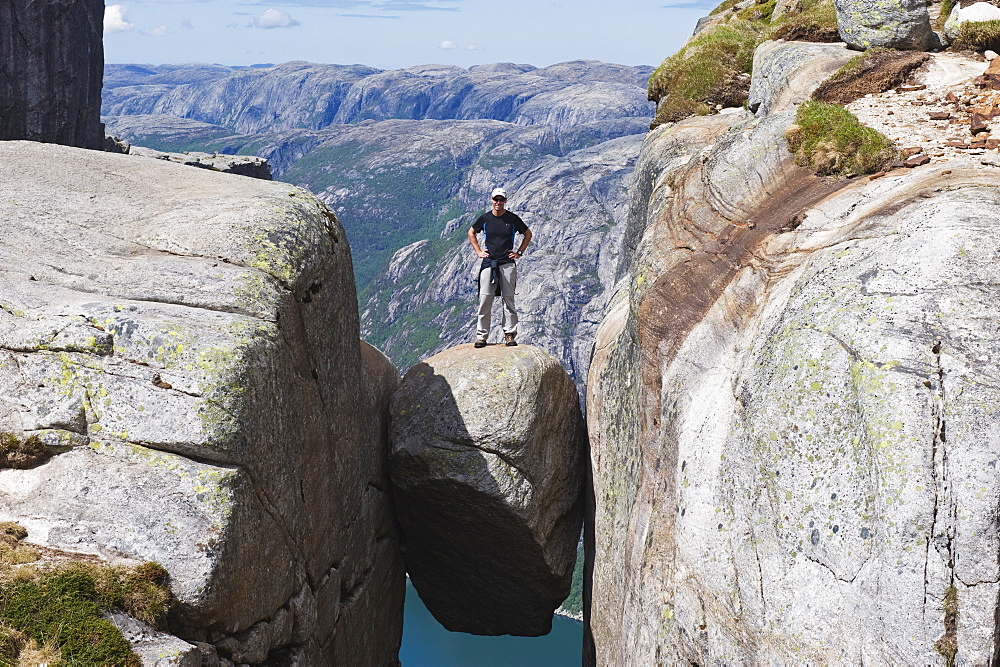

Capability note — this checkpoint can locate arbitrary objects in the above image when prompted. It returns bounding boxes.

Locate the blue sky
[103,0,713,69]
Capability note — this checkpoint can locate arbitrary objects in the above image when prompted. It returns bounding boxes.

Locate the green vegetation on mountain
[648,0,838,126]
[786,100,896,175]
[281,140,464,292]
[560,541,585,616]
[0,523,171,665]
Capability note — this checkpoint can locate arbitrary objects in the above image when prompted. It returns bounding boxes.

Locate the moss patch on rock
[786,100,897,175]
[934,584,958,665]
[0,523,171,666]
[812,48,931,104]
[648,0,838,127]
[0,432,55,470]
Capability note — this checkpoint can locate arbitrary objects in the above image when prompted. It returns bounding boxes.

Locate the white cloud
[253,8,301,28]
[465,44,483,50]
[438,40,458,49]
[104,5,134,33]
[147,25,169,35]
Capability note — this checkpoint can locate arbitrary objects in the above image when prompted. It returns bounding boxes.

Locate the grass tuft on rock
[770,0,839,41]
[954,20,1000,51]
[786,100,897,175]
[0,523,172,665]
[0,432,54,470]
[934,584,958,666]
[648,0,838,127]
[938,0,955,30]
[812,48,931,104]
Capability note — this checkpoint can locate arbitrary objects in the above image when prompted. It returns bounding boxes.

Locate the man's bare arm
[509,228,532,258]
[468,227,488,258]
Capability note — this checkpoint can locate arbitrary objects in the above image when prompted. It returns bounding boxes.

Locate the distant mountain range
[102,59,655,385]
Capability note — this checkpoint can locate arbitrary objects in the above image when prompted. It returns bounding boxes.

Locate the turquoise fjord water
[400,579,584,666]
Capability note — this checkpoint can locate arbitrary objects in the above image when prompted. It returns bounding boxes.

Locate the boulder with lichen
[834,0,935,49]
[0,140,403,663]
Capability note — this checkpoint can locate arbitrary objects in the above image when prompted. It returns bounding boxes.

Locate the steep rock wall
[588,47,1000,663]
[0,0,105,149]
[0,141,403,663]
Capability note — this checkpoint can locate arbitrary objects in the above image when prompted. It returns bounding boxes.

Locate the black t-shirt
[472,211,529,259]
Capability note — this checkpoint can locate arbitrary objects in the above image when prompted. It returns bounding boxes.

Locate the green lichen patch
[0,554,172,666]
[812,48,931,105]
[0,432,55,470]
[786,100,897,175]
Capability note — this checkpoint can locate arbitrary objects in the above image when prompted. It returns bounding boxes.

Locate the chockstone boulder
[0,140,404,664]
[834,0,935,49]
[389,344,585,636]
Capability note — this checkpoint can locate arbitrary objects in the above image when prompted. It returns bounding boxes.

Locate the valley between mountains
[102,60,656,387]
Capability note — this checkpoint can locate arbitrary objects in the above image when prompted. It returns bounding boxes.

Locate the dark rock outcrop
[0,0,105,149]
[390,344,585,636]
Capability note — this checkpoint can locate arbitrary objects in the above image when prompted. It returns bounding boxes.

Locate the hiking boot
[504,333,517,347]
[474,337,487,348]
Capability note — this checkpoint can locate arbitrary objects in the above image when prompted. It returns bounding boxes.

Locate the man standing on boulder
[468,187,532,348]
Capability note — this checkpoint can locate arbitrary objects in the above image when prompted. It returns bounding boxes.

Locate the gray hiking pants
[477,262,517,338]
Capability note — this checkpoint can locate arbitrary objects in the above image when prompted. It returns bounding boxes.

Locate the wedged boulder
[0,141,404,663]
[0,0,105,149]
[834,0,935,50]
[389,344,585,636]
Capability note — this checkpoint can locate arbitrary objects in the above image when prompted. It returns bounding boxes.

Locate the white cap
[491,187,507,199]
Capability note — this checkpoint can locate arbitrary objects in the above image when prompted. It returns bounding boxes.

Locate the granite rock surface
[390,344,585,636]
[0,141,403,664]
[587,39,1000,665]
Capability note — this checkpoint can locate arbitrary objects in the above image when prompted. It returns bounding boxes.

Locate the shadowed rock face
[588,43,1000,664]
[0,0,105,149]
[390,344,585,636]
[0,141,403,664]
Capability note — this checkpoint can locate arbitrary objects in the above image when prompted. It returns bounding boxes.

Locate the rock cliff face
[0,0,105,149]
[588,42,1000,663]
[102,61,654,387]
[0,141,403,664]
[390,344,585,636]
